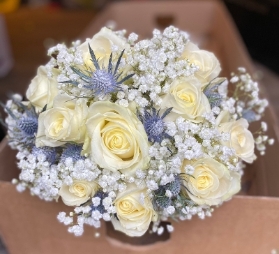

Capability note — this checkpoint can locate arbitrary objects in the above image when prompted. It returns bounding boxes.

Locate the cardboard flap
[0,183,279,254]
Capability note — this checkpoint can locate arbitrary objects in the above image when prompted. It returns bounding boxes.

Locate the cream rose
[26,66,59,111]
[36,94,88,147]
[216,110,232,126]
[111,184,158,237]
[181,41,221,85]
[182,158,241,206]
[160,77,210,122]
[86,101,149,176]
[59,180,98,206]
[218,118,256,163]
[78,27,129,68]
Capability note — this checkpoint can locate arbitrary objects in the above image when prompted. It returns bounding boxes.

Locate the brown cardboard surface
[1,179,279,254]
[1,1,279,253]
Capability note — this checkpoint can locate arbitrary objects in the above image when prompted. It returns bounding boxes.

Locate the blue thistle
[60,144,85,163]
[138,107,172,143]
[165,175,181,196]
[18,116,38,136]
[91,191,108,214]
[154,196,171,209]
[153,175,182,210]
[153,186,169,210]
[63,45,134,97]
[32,146,57,164]
[203,80,224,108]
[241,109,257,123]
[1,99,38,149]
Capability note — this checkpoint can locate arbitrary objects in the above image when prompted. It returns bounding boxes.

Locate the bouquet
[2,26,274,238]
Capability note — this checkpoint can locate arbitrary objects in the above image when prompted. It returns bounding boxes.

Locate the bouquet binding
[0,2,279,254]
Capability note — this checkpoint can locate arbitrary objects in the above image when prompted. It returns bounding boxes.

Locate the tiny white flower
[157,226,164,235]
[102,213,111,221]
[165,190,172,198]
[166,224,174,232]
[268,139,275,145]
[92,197,101,206]
[166,206,175,215]
[261,121,267,132]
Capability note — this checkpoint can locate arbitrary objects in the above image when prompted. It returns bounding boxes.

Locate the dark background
[224,0,279,75]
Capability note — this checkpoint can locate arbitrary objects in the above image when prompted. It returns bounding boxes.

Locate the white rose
[78,27,129,67]
[111,184,158,237]
[216,110,232,126]
[181,42,221,85]
[36,94,88,147]
[86,101,149,176]
[26,66,59,111]
[182,158,241,206]
[218,118,256,163]
[160,77,210,122]
[59,180,98,206]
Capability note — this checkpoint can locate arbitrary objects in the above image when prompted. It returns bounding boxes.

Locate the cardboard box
[1,1,279,253]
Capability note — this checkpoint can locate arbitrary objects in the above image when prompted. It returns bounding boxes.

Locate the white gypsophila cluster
[57,158,100,185]
[58,191,117,236]
[123,26,198,108]
[47,41,84,76]
[16,149,62,200]
[46,41,87,97]
[254,121,275,156]
[167,114,239,170]
[229,67,268,121]
[2,25,274,239]
[221,67,273,155]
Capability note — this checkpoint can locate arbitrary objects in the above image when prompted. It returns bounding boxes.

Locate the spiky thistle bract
[138,106,173,143]
[64,45,134,97]
[60,143,85,163]
[32,146,58,165]
[153,175,184,210]
[203,79,225,108]
[1,98,38,149]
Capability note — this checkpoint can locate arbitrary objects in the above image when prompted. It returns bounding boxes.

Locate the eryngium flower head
[138,107,172,143]
[18,116,38,136]
[2,99,38,149]
[153,175,182,210]
[203,79,224,108]
[65,45,134,97]
[60,144,85,163]
[91,191,108,214]
[165,175,181,196]
[155,195,171,209]
[32,146,57,164]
